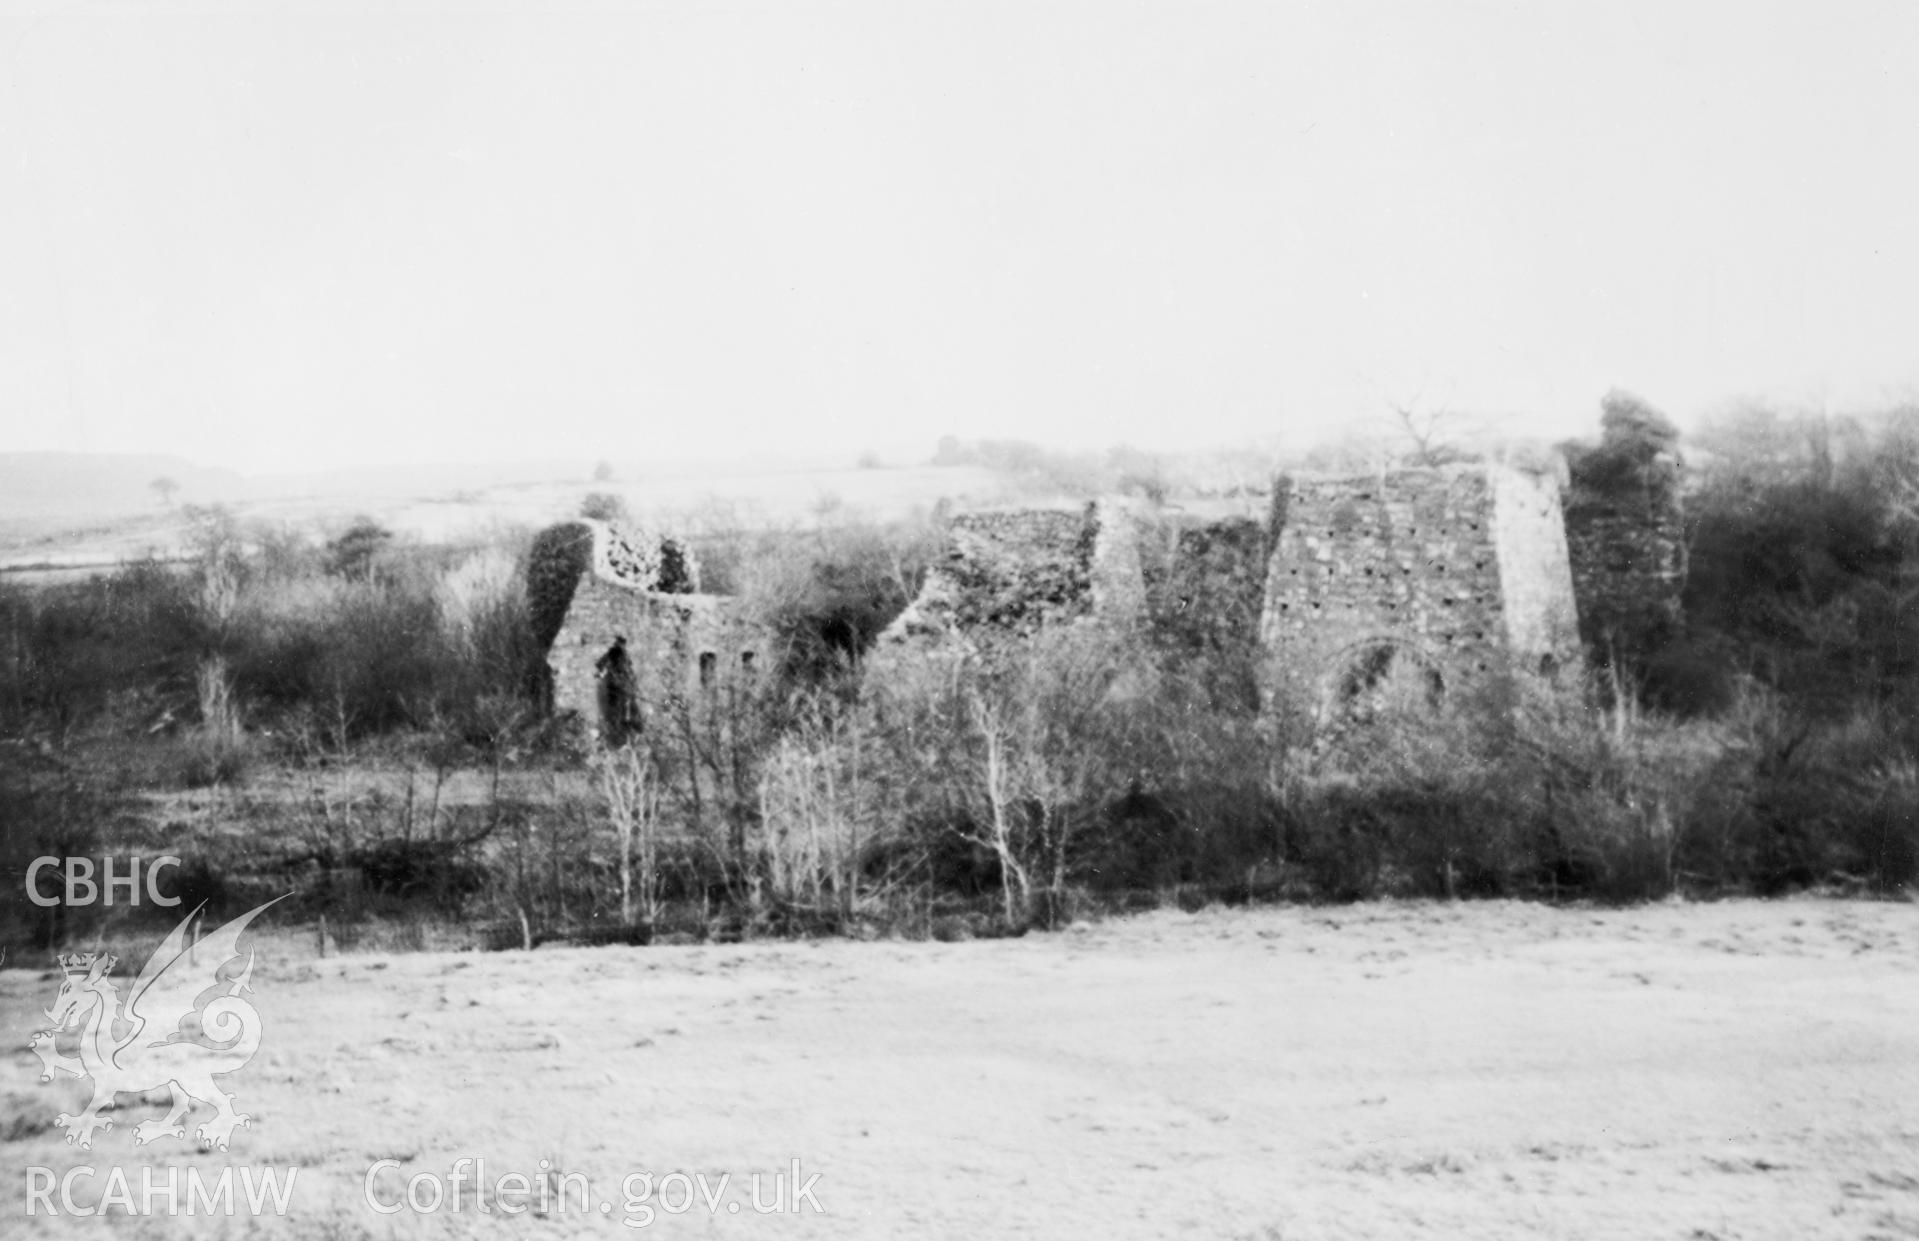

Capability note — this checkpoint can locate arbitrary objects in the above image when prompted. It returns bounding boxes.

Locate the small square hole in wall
[741,651,756,674]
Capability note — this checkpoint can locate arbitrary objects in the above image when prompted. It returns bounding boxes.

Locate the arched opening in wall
[698,651,717,689]
[1326,640,1445,722]
[594,636,639,744]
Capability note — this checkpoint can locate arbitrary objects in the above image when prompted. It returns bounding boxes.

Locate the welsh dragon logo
[27,897,284,1151]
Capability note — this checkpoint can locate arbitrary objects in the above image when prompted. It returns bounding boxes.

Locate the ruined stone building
[531,426,1685,741]
[530,520,767,743]
[874,440,1683,725]
[870,497,1271,701]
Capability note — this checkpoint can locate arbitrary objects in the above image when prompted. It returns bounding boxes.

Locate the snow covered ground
[5,897,1918,1239]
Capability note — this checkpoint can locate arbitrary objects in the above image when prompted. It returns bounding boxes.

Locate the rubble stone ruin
[530,418,1686,741]
[875,427,1685,728]
[1561,393,1688,668]
[529,519,766,743]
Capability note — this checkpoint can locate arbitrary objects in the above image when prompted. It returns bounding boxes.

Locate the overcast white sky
[1,1,1914,472]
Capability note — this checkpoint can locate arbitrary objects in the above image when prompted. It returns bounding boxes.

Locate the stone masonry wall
[1259,464,1582,715]
[1138,515,1270,708]
[876,504,1101,651]
[543,523,765,742]
[1563,464,1686,662]
[1146,517,1268,661]
[857,449,1670,726]
[1489,462,1583,666]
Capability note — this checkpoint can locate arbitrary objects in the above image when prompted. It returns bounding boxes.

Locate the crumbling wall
[592,520,701,593]
[1561,391,1687,667]
[1563,460,1686,664]
[528,520,697,653]
[875,504,1101,653]
[1140,515,1269,707]
[868,458,1599,725]
[528,521,595,653]
[537,521,764,741]
[946,506,1099,632]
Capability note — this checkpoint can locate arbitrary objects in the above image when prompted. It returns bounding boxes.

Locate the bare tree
[957,628,1135,927]
[1386,387,1467,467]
[150,475,179,506]
[965,693,1034,925]
[596,745,662,929]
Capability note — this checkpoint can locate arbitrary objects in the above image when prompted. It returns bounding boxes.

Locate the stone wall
[1147,518,1268,647]
[1489,462,1583,666]
[875,465,1592,719]
[1563,460,1686,663]
[1261,466,1505,713]
[1561,396,1688,665]
[945,505,1100,632]
[540,522,765,742]
[876,504,1102,652]
[847,443,1681,728]
[1135,514,1268,708]
[1258,461,1581,718]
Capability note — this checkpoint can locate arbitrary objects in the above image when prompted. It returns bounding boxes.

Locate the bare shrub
[580,491,629,522]
[1277,670,1733,903]
[730,505,942,688]
[756,713,879,918]
[176,654,251,787]
[1505,679,1726,901]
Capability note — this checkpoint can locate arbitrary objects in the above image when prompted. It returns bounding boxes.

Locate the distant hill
[0,452,246,517]
[0,449,1019,574]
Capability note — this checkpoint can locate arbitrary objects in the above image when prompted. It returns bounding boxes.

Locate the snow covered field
[6,898,1918,1239]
